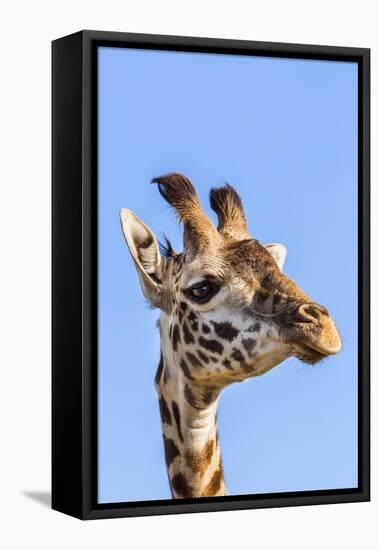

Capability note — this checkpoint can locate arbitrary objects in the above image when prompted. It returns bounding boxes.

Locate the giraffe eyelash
[183,279,221,304]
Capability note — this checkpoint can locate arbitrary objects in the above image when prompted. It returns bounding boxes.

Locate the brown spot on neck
[182,321,195,344]
[163,436,180,468]
[171,473,192,498]
[180,358,194,380]
[154,352,164,386]
[203,466,223,496]
[172,324,181,351]
[185,439,215,477]
[172,401,184,443]
[158,396,172,425]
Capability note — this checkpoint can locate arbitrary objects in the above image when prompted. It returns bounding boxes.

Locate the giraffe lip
[292,343,329,365]
[281,319,342,361]
[296,327,342,356]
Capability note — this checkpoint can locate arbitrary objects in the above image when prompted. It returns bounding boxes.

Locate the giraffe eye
[185,280,220,303]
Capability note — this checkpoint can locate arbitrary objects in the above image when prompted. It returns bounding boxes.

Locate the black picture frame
[52,30,370,520]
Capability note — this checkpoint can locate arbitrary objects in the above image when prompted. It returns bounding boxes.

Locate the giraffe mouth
[291,343,329,365]
[281,325,341,365]
[279,304,342,365]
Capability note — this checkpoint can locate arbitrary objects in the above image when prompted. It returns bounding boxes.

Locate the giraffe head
[121,173,341,397]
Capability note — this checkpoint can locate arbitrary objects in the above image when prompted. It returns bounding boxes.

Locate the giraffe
[120,173,342,499]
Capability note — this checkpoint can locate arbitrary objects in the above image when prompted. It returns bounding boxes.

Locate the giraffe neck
[155,347,227,498]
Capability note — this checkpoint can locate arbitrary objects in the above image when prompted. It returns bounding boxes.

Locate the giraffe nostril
[298,304,326,324]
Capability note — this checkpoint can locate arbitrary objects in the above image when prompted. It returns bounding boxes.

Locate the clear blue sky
[98,46,358,503]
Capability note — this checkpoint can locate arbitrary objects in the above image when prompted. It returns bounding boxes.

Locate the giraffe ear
[120,208,163,308]
[264,243,287,271]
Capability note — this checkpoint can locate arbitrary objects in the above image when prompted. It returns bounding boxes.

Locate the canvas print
[98,47,358,503]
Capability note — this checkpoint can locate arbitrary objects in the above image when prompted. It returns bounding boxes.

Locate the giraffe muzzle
[282,302,342,361]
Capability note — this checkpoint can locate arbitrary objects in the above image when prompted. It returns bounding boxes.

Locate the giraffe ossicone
[120,173,342,499]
